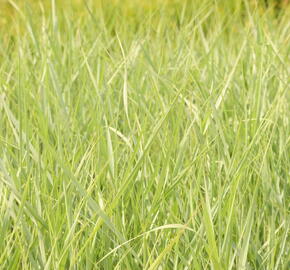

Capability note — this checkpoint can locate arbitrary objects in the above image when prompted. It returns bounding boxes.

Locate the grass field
[0,0,289,269]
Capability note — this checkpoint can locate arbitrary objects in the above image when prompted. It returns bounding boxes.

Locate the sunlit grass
[0,0,289,269]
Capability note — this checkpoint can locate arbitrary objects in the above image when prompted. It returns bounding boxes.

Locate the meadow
[0,0,289,269]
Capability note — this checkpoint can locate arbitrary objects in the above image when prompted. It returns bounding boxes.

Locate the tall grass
[0,0,289,269]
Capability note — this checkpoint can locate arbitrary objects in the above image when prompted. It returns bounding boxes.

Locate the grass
[0,0,289,269]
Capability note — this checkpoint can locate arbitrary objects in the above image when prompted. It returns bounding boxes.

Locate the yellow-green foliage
[0,0,289,269]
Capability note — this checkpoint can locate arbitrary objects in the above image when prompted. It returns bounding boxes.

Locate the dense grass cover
[0,0,289,269]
